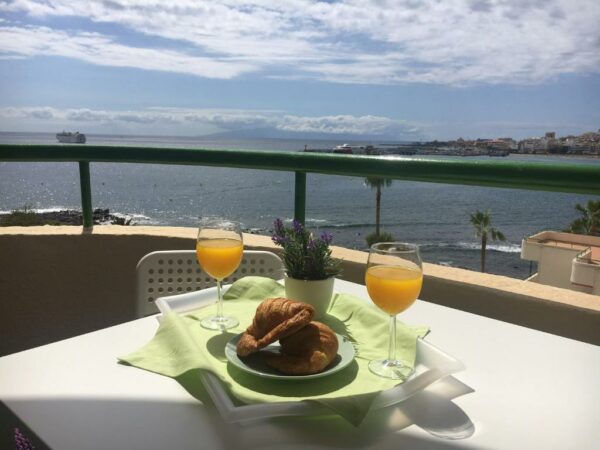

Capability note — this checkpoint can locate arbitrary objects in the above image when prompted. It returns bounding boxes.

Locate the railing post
[78,161,93,231]
[294,171,306,224]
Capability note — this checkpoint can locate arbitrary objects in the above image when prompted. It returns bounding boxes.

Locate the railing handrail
[2,144,600,228]
[3,144,600,193]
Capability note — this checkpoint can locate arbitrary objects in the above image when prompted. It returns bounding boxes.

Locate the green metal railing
[2,144,600,229]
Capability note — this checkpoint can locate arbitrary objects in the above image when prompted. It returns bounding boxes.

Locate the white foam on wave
[280,217,329,224]
[127,213,160,225]
[429,242,521,253]
[421,242,521,253]
[460,242,521,253]
[489,244,522,253]
[34,207,74,213]
[0,206,74,214]
[0,206,75,215]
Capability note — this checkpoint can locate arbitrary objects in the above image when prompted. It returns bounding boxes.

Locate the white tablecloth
[1,279,599,449]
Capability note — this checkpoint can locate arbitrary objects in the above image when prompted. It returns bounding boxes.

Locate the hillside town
[304,129,600,157]
[446,130,600,156]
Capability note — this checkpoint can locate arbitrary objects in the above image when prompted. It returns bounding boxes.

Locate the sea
[1,131,599,279]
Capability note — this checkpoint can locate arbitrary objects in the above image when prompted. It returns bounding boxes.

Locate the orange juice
[196,238,243,280]
[365,265,423,315]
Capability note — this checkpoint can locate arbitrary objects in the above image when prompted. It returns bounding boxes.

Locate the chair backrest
[136,250,284,317]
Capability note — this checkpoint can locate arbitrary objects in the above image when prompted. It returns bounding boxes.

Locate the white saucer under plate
[155,283,465,423]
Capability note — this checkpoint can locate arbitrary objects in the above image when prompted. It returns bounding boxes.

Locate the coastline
[0,208,131,226]
[1,133,597,279]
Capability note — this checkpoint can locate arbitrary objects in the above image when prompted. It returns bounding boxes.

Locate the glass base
[368,359,414,380]
[201,315,239,331]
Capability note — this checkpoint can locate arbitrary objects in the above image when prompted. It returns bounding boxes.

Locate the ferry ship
[333,143,354,154]
[56,131,86,144]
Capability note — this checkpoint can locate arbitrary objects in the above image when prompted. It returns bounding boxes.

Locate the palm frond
[364,177,393,189]
[470,210,492,237]
[491,229,506,241]
[568,200,600,236]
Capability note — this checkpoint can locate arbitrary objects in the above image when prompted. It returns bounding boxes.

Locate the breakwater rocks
[0,208,132,226]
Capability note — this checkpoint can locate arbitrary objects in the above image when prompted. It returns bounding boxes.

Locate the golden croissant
[265,321,339,375]
[236,298,315,357]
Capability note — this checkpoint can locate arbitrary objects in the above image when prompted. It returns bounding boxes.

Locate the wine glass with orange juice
[196,218,244,330]
[365,242,423,379]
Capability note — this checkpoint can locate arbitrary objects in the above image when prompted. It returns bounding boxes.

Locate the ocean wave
[325,222,371,229]
[245,227,267,234]
[0,206,73,214]
[273,219,464,229]
[307,221,456,229]
[280,217,329,224]
[102,212,161,225]
[34,206,74,213]
[129,214,161,225]
[306,222,384,229]
[422,242,521,254]
[486,243,522,253]
[438,261,454,267]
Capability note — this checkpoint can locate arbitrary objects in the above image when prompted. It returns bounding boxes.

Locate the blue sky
[0,0,599,140]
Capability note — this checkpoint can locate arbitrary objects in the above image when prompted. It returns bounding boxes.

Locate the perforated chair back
[136,250,284,317]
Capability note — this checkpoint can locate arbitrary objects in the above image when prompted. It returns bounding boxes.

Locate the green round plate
[225,333,356,380]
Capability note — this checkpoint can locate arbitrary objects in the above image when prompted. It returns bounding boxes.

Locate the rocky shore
[0,208,132,226]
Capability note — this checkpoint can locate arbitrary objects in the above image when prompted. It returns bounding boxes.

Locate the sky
[0,0,599,141]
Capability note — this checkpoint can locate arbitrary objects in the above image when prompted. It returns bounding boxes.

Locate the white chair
[136,250,284,317]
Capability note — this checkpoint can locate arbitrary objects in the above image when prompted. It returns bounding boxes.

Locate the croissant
[236,298,315,357]
[265,321,339,375]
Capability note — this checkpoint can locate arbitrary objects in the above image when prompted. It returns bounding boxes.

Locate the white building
[518,138,545,153]
[521,231,600,295]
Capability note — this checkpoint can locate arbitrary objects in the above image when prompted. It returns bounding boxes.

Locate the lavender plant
[14,428,35,450]
[272,218,342,280]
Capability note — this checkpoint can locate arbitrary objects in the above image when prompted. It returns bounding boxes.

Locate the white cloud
[0,25,256,79]
[0,106,421,137]
[3,106,595,139]
[278,114,419,135]
[0,0,598,85]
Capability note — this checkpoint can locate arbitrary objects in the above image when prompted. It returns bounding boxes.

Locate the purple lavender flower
[320,231,333,245]
[272,218,287,246]
[292,219,303,234]
[14,428,35,450]
[273,218,284,234]
[271,217,341,279]
[272,234,289,246]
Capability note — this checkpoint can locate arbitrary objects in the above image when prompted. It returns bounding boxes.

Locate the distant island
[303,130,600,157]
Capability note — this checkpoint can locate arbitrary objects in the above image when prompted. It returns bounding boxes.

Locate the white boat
[333,143,354,154]
[56,131,86,144]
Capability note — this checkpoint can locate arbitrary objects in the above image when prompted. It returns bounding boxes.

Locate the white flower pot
[284,276,335,319]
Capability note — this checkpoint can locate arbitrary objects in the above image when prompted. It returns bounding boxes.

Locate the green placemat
[119,276,428,426]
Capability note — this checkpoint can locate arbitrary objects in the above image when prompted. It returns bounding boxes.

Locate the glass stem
[216,280,223,318]
[388,314,397,362]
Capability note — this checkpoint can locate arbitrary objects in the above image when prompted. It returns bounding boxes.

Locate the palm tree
[364,177,393,237]
[567,200,600,236]
[470,210,505,273]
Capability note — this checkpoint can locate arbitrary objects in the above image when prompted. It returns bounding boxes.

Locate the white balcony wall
[521,231,600,294]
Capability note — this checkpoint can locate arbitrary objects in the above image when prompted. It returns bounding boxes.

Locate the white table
[1,279,599,449]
